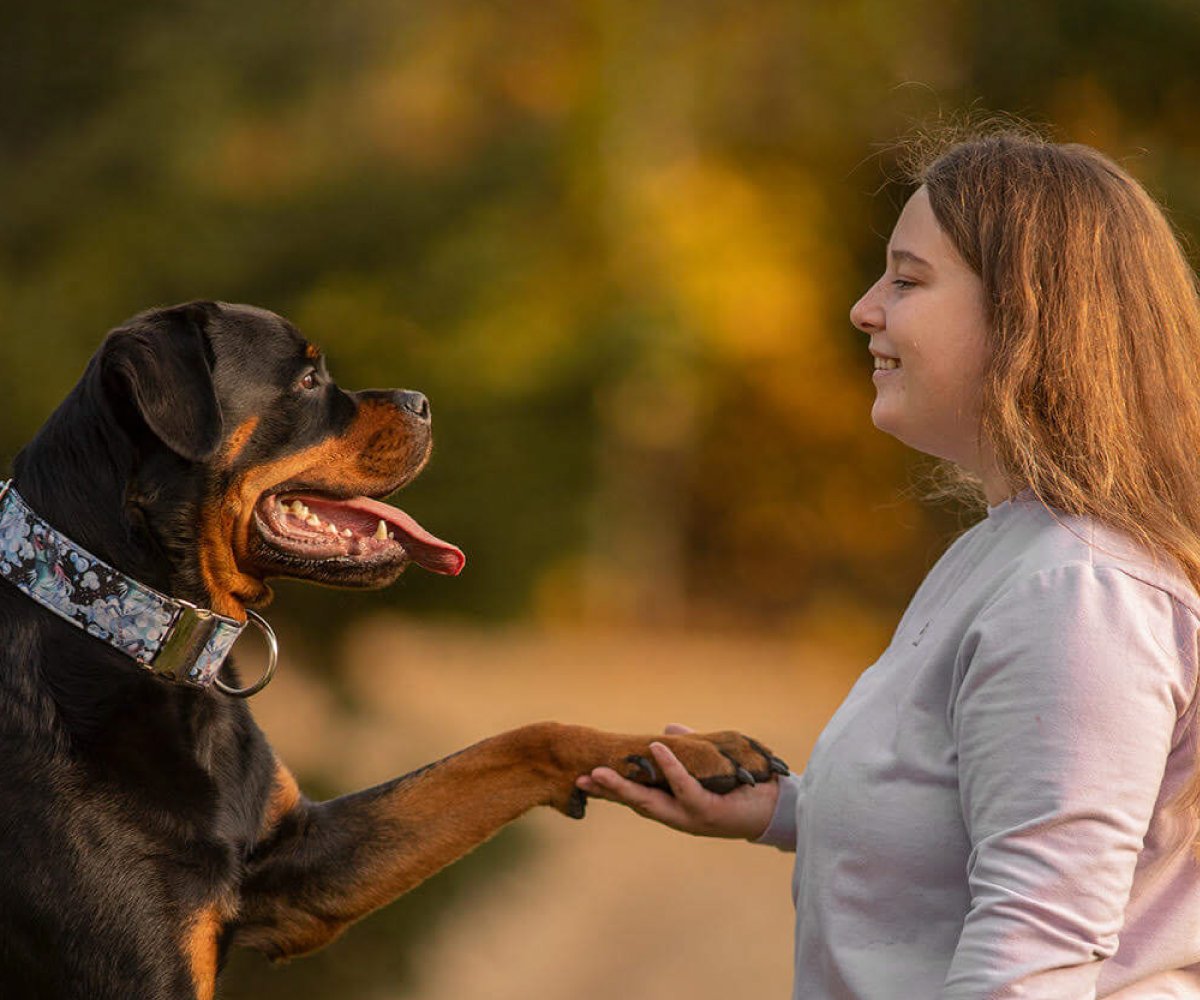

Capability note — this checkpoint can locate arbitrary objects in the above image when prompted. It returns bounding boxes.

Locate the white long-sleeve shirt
[759,491,1200,998]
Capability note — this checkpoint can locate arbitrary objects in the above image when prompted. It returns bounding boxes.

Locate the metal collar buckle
[151,601,278,697]
[215,609,279,698]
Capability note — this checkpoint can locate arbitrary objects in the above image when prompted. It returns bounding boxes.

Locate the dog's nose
[396,390,431,423]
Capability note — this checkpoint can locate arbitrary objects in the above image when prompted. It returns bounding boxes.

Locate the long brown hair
[910,128,1200,810]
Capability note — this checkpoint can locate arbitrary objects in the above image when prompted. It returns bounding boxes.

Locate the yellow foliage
[625,159,840,361]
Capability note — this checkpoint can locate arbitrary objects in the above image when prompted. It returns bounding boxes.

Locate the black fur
[0,301,423,998]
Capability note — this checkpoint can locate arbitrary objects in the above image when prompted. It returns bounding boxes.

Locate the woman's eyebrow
[889,248,933,270]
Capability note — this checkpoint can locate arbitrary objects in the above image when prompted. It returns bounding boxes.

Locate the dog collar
[0,480,277,697]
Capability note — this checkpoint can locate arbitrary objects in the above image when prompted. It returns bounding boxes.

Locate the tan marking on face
[197,398,429,616]
[304,343,321,361]
[221,416,260,468]
[197,484,266,619]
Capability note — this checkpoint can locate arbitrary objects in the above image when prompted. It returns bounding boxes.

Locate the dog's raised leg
[223,723,783,964]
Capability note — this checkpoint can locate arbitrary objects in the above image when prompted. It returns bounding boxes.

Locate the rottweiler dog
[0,301,786,1000]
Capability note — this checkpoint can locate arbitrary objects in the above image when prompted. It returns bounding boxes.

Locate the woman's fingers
[576,745,725,833]
[649,741,705,801]
[576,767,689,826]
[574,767,630,802]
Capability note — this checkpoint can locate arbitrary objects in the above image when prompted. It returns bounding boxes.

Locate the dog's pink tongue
[347,496,465,576]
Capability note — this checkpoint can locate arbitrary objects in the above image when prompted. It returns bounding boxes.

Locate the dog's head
[18,301,463,619]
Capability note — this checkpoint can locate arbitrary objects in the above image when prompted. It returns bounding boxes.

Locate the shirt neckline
[986,485,1036,519]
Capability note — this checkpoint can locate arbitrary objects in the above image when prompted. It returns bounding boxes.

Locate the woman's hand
[575,724,784,840]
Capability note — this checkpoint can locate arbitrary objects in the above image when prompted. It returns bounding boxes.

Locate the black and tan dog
[0,301,784,1000]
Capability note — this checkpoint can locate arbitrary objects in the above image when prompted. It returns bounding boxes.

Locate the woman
[577,131,1200,998]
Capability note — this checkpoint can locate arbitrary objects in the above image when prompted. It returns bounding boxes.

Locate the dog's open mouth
[253,491,465,577]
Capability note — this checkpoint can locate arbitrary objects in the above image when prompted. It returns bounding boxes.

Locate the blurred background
[3,1,1200,997]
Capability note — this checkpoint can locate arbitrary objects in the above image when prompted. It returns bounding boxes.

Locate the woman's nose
[849,281,884,334]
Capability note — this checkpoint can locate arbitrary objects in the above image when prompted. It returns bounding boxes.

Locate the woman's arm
[943,563,1198,999]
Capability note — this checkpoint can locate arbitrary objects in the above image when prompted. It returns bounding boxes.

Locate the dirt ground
[247,616,867,1000]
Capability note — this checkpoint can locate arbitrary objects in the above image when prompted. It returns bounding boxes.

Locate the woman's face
[850,186,999,492]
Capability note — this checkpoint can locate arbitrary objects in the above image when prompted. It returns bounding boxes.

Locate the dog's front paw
[636,731,789,794]
[527,723,788,818]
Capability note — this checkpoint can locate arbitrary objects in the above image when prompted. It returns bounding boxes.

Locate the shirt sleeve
[942,563,1197,1000]
[755,771,802,851]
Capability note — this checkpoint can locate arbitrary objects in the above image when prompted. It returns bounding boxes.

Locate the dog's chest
[67,686,275,890]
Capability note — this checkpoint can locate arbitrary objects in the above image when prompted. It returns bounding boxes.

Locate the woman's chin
[869,400,901,438]
[869,407,928,456]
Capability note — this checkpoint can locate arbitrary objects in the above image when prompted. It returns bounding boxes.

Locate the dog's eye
[298,370,319,391]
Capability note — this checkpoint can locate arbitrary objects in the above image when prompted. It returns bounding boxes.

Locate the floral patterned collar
[0,480,276,697]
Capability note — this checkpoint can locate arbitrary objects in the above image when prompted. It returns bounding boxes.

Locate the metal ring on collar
[215,609,279,698]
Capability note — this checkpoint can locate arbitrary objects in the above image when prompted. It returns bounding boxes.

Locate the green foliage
[4,0,1199,648]
[2,0,1199,634]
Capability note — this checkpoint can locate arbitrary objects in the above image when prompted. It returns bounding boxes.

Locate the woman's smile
[850,186,991,478]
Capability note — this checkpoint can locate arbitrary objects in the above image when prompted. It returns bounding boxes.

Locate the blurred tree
[3,0,1199,643]
[5,1,1200,997]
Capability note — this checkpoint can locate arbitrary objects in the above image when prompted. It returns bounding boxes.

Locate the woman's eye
[892,278,917,290]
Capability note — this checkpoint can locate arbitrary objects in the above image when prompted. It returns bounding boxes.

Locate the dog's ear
[100,301,224,462]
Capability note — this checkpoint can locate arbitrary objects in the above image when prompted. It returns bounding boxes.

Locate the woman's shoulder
[988,490,1200,620]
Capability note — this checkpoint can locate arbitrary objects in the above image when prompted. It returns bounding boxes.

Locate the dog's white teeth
[325,522,339,535]
[342,528,353,538]
[388,531,395,540]
[305,514,322,528]
[374,520,388,541]
[289,500,308,517]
